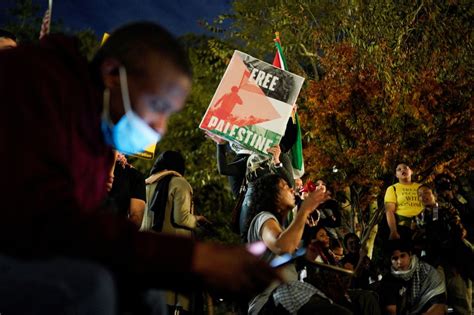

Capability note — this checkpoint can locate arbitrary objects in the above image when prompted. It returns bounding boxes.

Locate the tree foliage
[3,0,472,243]
[212,0,473,237]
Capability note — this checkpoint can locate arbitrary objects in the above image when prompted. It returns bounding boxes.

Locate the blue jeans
[0,254,117,314]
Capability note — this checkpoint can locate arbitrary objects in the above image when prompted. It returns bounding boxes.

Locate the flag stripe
[291,113,304,172]
[274,41,288,71]
[39,0,52,40]
[272,33,305,177]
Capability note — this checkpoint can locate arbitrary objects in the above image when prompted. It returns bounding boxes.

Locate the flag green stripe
[274,41,288,71]
[291,113,304,170]
[274,36,304,176]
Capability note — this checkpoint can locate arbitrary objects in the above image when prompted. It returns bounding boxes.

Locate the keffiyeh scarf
[391,255,445,314]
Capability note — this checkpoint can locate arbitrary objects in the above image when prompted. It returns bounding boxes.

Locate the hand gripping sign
[200,50,304,156]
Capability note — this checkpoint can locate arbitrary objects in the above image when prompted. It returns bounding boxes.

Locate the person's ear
[100,58,121,89]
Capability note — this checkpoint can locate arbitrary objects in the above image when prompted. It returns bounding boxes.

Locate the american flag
[39,0,52,40]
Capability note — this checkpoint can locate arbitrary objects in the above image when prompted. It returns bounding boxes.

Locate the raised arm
[261,188,329,255]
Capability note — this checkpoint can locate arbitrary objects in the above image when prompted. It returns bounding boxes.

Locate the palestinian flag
[200,50,304,156]
[273,33,305,178]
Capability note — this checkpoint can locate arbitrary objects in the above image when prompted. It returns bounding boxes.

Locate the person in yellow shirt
[385,163,423,240]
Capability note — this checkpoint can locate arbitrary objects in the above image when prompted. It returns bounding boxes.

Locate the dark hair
[93,22,191,77]
[0,29,16,41]
[343,232,360,249]
[330,238,342,250]
[311,224,328,239]
[150,150,185,176]
[434,173,453,192]
[386,239,412,255]
[394,162,412,171]
[243,174,285,241]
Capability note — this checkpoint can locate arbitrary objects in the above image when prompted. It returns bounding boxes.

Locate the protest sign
[200,50,304,155]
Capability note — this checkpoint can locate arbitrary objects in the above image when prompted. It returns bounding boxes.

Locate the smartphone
[270,247,306,268]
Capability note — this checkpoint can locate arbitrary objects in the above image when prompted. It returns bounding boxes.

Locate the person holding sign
[200,50,304,157]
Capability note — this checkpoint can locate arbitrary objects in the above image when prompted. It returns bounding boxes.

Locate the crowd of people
[0,20,472,315]
[213,128,473,315]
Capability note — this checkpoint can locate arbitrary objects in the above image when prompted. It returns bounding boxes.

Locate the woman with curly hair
[244,174,353,315]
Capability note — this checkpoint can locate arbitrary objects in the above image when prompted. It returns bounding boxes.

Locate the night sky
[0,0,232,36]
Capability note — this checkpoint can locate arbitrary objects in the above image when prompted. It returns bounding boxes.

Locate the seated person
[340,233,379,290]
[380,239,446,315]
[306,227,381,315]
[241,145,294,239]
[244,174,352,315]
[301,180,341,244]
[307,225,338,265]
[415,184,472,315]
[330,238,344,263]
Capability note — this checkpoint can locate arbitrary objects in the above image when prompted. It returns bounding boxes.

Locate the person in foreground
[0,22,278,314]
[380,240,446,315]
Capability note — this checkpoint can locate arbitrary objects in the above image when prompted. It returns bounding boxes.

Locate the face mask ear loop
[119,66,133,113]
[102,88,112,124]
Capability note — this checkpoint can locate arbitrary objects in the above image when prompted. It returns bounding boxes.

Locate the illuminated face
[127,58,191,136]
[108,55,192,137]
[315,228,330,248]
[316,180,326,191]
[395,164,413,182]
[418,187,436,207]
[391,250,411,271]
[332,247,344,262]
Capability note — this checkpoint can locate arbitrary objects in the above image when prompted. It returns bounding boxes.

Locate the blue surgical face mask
[101,66,161,154]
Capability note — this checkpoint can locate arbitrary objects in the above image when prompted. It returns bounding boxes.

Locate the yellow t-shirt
[384,182,423,218]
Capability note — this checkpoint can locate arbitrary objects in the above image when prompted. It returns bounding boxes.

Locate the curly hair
[243,174,285,242]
